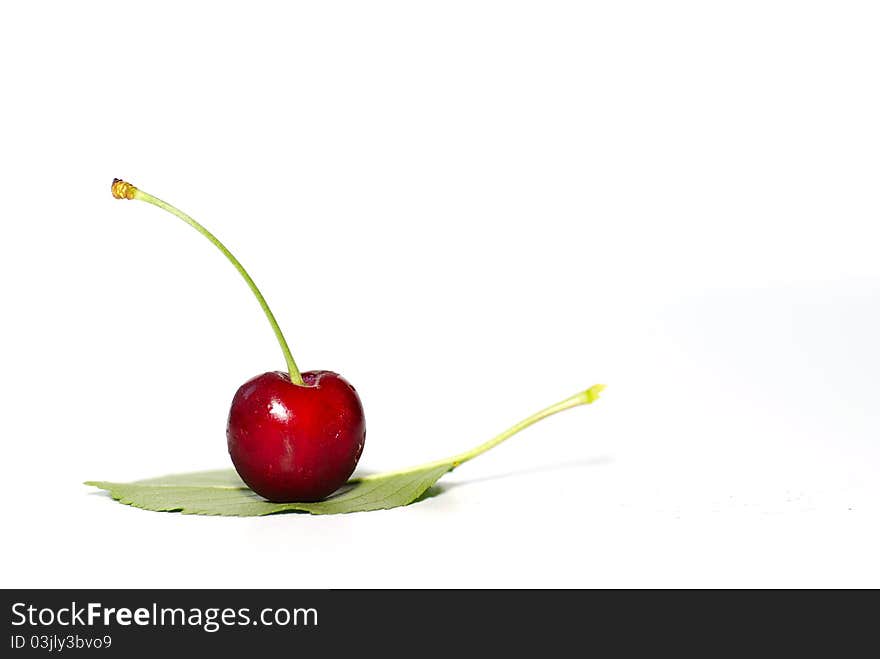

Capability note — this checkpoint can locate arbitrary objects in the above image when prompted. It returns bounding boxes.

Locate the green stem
[360,384,606,480]
[111,179,304,385]
[448,384,606,466]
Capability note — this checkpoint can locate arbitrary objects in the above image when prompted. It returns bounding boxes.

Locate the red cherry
[227,371,366,502]
[112,180,367,503]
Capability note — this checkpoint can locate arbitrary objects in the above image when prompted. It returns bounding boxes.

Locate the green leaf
[86,384,605,516]
[85,465,453,516]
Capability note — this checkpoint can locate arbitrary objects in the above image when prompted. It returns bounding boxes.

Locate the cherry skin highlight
[227,371,366,502]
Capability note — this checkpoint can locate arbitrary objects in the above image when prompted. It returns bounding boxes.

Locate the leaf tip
[582,384,606,404]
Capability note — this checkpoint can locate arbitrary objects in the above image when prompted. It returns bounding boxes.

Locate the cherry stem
[111,179,305,386]
[359,384,606,481]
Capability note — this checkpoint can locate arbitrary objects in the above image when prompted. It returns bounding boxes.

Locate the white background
[1,2,878,588]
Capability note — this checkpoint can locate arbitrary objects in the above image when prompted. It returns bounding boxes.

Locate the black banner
[1,589,873,655]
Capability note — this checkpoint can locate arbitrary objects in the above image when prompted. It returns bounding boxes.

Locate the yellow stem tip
[111,178,138,200]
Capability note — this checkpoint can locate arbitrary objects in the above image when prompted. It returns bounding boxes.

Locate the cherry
[111,179,365,502]
[228,371,365,502]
